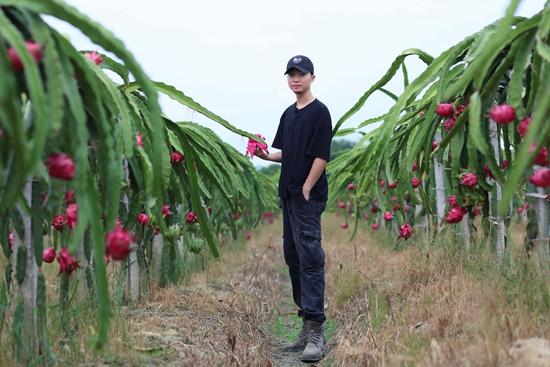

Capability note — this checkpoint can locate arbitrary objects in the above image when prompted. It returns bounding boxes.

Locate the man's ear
[311,74,316,81]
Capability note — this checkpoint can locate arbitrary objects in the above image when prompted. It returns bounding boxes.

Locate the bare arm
[302,158,327,201]
[254,147,282,163]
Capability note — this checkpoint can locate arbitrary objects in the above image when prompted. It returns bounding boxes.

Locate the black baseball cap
[284,55,314,75]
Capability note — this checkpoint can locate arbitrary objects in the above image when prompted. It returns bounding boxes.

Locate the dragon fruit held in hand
[245,134,269,159]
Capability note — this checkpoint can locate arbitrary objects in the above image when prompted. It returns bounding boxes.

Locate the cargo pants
[280,190,326,324]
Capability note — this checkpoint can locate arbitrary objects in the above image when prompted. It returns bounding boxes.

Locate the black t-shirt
[272,98,332,202]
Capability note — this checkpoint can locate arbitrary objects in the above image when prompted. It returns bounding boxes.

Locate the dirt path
[117,220,328,366]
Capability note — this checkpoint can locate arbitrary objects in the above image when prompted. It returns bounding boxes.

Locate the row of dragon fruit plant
[328,0,549,268]
[0,0,276,364]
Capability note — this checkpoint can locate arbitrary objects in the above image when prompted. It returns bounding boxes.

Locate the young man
[254,55,332,362]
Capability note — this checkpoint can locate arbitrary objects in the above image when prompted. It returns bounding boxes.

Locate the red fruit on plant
[388,182,398,190]
[42,247,56,263]
[340,223,349,229]
[185,211,198,225]
[52,215,65,232]
[136,132,143,147]
[472,206,482,217]
[411,177,421,188]
[418,111,425,117]
[57,248,80,275]
[412,160,418,171]
[64,189,75,204]
[399,223,413,240]
[105,225,135,260]
[442,118,456,131]
[460,173,478,188]
[393,203,401,211]
[65,203,78,230]
[383,212,394,221]
[208,207,213,216]
[435,103,454,118]
[370,205,378,214]
[445,206,464,224]
[363,213,369,221]
[47,153,75,180]
[8,41,43,71]
[137,213,149,225]
[379,179,385,187]
[85,51,103,65]
[501,160,508,169]
[517,116,531,137]
[371,223,379,230]
[170,151,184,164]
[455,104,467,117]
[517,203,529,214]
[447,195,458,207]
[533,146,549,166]
[489,104,516,124]
[162,204,172,217]
[431,141,439,151]
[347,182,356,191]
[337,201,346,209]
[390,195,398,202]
[529,168,550,187]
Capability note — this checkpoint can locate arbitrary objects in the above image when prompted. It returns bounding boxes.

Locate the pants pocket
[300,229,325,268]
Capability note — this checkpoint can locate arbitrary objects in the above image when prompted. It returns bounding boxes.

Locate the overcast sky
[49,0,546,167]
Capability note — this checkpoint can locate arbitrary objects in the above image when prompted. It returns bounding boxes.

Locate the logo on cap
[292,57,302,64]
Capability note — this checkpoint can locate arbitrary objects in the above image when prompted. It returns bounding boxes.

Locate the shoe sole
[301,356,323,363]
[301,351,324,363]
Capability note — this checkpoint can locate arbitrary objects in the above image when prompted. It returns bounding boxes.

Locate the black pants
[281,191,326,324]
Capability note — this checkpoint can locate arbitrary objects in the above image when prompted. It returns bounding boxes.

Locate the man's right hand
[254,146,270,160]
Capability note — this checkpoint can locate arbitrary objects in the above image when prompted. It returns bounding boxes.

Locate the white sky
[49,0,546,167]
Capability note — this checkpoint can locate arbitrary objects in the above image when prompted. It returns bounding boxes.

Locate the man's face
[286,69,315,95]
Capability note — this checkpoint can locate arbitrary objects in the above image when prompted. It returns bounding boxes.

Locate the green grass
[273,314,303,342]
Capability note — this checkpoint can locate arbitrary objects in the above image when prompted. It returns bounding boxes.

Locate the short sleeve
[272,111,286,150]
[306,107,332,161]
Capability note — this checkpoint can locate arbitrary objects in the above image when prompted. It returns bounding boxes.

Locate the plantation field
[1,1,549,366]
[8,213,544,367]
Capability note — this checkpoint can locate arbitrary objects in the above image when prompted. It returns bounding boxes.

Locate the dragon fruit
[47,153,75,180]
[8,41,43,71]
[105,225,135,260]
[489,104,516,125]
[245,133,269,159]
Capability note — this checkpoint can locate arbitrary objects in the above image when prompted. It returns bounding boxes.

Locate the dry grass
[323,216,550,366]
[90,222,289,366]
[1,213,549,366]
